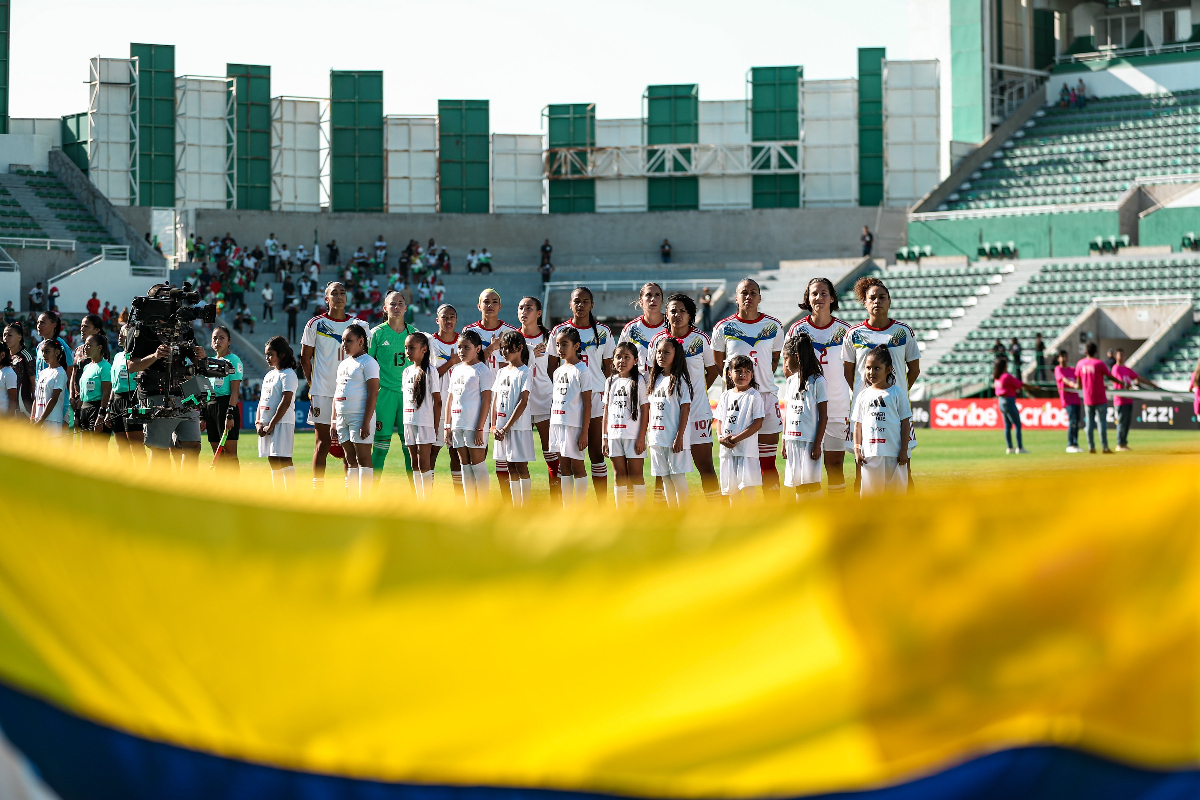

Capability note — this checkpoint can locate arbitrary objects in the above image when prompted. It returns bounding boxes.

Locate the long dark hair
[519,295,551,342]
[82,313,104,337]
[573,286,601,354]
[611,341,642,420]
[40,337,66,368]
[724,354,759,390]
[555,326,582,362]
[650,337,693,399]
[865,345,896,387]
[267,335,297,371]
[784,333,823,387]
[38,311,63,341]
[664,292,697,331]
[993,357,1009,382]
[499,329,529,367]
[406,332,432,410]
[799,277,839,312]
[342,323,368,354]
[3,322,24,355]
[458,328,485,363]
[85,332,110,363]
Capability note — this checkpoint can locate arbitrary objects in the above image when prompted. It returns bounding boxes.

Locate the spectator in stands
[1075,341,1114,454]
[698,286,713,332]
[86,293,100,316]
[374,235,387,263]
[101,302,112,324]
[661,238,672,263]
[861,226,873,257]
[1104,348,1117,368]
[1075,79,1087,110]
[1069,87,1078,109]
[1033,333,1046,380]
[993,356,1027,454]
[539,260,554,284]
[991,339,1005,360]
[284,297,299,343]
[540,238,552,266]
[279,244,292,279]
[467,249,478,273]
[48,286,59,312]
[327,239,340,268]
[223,232,237,250]
[262,282,275,322]
[398,249,411,282]
[1008,337,1022,375]
[478,248,492,272]
[265,233,280,273]
[3,302,15,325]
[1110,348,1160,451]
[352,246,368,267]
[28,283,44,313]
[1059,82,1071,108]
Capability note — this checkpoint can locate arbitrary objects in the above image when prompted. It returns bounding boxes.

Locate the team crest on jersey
[722,320,778,347]
[625,327,651,348]
[889,328,908,346]
[828,326,846,346]
[681,336,706,358]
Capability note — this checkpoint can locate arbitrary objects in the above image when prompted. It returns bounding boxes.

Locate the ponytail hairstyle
[864,345,897,387]
[86,332,110,363]
[405,332,432,410]
[40,336,66,368]
[664,292,697,331]
[82,314,105,337]
[992,356,1009,382]
[783,332,823,389]
[612,341,642,420]
[3,322,24,354]
[573,286,601,353]
[499,329,529,367]
[0,341,10,369]
[342,323,368,355]
[39,311,63,341]
[555,325,582,362]
[649,336,693,400]
[266,335,297,372]
[724,354,759,390]
[631,281,664,310]
[519,295,551,342]
[457,328,485,363]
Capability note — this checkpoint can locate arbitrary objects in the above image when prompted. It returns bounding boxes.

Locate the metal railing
[47,245,135,284]
[1056,39,1200,65]
[0,237,75,251]
[991,74,1048,123]
[544,142,802,179]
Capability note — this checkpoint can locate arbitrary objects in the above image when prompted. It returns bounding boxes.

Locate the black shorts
[204,396,241,443]
[77,402,111,436]
[109,392,143,433]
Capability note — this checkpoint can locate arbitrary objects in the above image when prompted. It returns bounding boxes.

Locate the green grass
[193,428,1200,498]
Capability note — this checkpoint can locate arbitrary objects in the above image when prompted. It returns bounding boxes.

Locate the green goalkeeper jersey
[369,322,420,393]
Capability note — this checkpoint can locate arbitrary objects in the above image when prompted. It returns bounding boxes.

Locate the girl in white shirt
[427,304,462,496]
[713,355,765,502]
[550,326,599,507]
[32,338,67,437]
[492,331,534,507]
[332,325,381,496]
[257,336,299,488]
[647,337,693,507]
[851,345,912,497]
[402,333,441,501]
[517,296,558,501]
[0,347,17,416]
[602,342,649,507]
[782,333,829,499]
[444,329,493,504]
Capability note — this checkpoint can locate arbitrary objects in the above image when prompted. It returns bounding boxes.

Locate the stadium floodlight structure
[174,75,236,210]
[87,56,139,207]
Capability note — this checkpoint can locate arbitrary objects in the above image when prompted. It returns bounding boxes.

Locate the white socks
[312,477,324,491]
[561,475,587,507]
[461,465,476,503]
[632,483,646,506]
[358,467,373,497]
[413,470,435,500]
[613,482,626,507]
[271,468,281,489]
[472,463,490,501]
[345,468,355,491]
[282,466,295,489]
[664,474,689,507]
[510,477,531,507]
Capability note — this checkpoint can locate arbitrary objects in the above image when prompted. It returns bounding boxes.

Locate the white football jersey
[551,361,600,429]
[492,365,533,432]
[300,314,370,396]
[447,362,491,431]
[551,319,615,391]
[619,315,668,375]
[521,330,552,417]
[851,384,912,458]
[402,364,439,429]
[333,354,380,417]
[647,374,693,447]
[426,332,459,398]
[788,316,852,422]
[714,388,764,458]
[783,373,828,442]
[603,374,649,440]
[462,320,520,379]
[650,328,715,422]
[711,313,785,397]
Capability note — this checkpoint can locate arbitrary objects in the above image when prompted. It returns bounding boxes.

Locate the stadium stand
[2,170,120,252]
[927,254,1200,382]
[0,180,46,238]
[939,90,1200,213]
[1147,321,1200,384]
[856,262,1014,345]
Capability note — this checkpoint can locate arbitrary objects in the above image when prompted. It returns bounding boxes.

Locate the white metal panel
[87,57,137,207]
[271,97,322,212]
[384,115,438,213]
[595,118,642,148]
[698,175,752,210]
[175,76,234,210]
[491,133,543,214]
[800,78,857,207]
[698,100,750,146]
[8,119,62,149]
[883,59,941,208]
[595,177,647,212]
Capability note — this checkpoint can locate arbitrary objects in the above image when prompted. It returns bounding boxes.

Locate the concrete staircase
[0,174,82,247]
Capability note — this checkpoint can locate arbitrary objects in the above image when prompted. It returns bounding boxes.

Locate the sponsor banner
[929,398,1200,430]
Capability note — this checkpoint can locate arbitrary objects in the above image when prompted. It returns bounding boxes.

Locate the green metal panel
[645,85,697,145]
[548,179,595,213]
[61,113,89,174]
[330,70,384,212]
[227,64,270,210]
[647,176,698,212]
[0,3,9,135]
[1139,207,1200,250]
[547,103,594,148]
[906,210,1119,259]
[752,174,799,209]
[750,66,801,142]
[951,0,986,144]
[131,43,175,207]
[1033,10,1056,70]
[439,99,489,214]
[857,47,885,207]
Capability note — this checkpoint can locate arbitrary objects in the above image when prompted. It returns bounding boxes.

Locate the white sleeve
[363,358,381,382]
[771,320,785,353]
[702,339,715,368]
[680,379,693,406]
[842,334,856,365]
[283,370,299,393]
[637,377,648,407]
[300,319,318,348]
[714,393,727,420]
[896,387,912,420]
[814,376,828,404]
[905,327,921,365]
[711,323,726,354]
[491,372,504,394]
[750,391,765,420]
[850,394,864,423]
[602,328,616,360]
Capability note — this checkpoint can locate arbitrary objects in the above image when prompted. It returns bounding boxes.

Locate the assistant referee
[205,325,243,471]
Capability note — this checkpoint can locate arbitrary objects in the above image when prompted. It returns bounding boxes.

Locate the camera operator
[126,286,210,470]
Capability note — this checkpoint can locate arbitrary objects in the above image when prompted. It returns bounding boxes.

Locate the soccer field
[206,428,1200,498]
